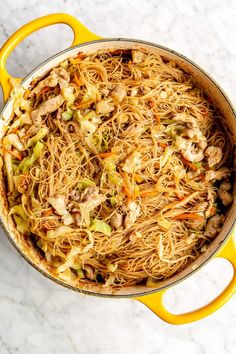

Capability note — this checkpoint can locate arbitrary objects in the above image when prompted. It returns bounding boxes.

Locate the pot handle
[135,233,236,324]
[0,13,101,101]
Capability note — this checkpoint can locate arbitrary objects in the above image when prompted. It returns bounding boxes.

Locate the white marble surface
[0,0,236,353]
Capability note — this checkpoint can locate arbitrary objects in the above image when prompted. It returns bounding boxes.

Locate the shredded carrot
[199,173,205,181]
[77,53,87,59]
[154,113,160,124]
[158,142,168,149]
[42,208,54,217]
[30,78,39,87]
[10,127,19,134]
[12,149,23,161]
[181,158,198,171]
[176,191,184,200]
[23,89,31,100]
[123,185,132,199]
[120,171,130,187]
[139,190,157,198]
[173,213,204,220]
[161,191,199,212]
[200,108,209,115]
[133,186,140,199]
[39,86,50,95]
[74,99,94,109]
[120,171,135,199]
[74,73,81,87]
[133,173,142,183]
[210,207,216,216]
[3,147,23,161]
[96,152,115,158]
[149,99,160,124]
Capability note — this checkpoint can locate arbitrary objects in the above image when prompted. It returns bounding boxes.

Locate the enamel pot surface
[0,14,235,325]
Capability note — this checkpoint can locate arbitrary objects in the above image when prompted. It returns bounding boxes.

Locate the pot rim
[1,37,236,298]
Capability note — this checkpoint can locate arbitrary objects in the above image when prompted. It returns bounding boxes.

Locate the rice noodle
[1,48,233,288]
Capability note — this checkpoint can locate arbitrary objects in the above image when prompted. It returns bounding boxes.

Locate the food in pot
[1,48,233,288]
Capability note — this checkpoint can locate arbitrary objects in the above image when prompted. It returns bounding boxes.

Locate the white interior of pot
[0,39,235,297]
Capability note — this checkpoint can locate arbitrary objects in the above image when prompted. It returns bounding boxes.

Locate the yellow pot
[0,13,235,325]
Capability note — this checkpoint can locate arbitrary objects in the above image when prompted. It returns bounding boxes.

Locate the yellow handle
[135,234,236,324]
[0,13,101,101]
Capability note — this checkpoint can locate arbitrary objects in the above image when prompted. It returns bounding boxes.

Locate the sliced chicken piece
[131,50,146,64]
[204,214,223,238]
[80,187,106,210]
[111,84,126,103]
[218,180,233,206]
[32,67,70,95]
[96,99,115,114]
[84,265,95,280]
[32,71,59,95]
[110,211,123,229]
[122,151,142,173]
[205,167,230,181]
[205,146,223,167]
[175,134,206,162]
[48,195,67,215]
[181,141,205,162]
[124,201,140,229]
[173,113,200,128]
[31,95,64,125]
[189,218,205,231]
[62,213,74,226]
[53,67,70,82]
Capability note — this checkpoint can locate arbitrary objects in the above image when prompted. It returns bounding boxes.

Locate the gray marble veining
[0,1,236,353]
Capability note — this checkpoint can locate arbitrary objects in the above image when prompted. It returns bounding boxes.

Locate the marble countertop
[0,0,236,353]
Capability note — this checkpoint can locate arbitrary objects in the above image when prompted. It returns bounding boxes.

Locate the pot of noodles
[0,14,235,325]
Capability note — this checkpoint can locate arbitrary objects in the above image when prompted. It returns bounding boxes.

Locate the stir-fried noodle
[1,48,233,288]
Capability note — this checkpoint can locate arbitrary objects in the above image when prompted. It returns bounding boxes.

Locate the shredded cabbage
[48,196,67,215]
[61,86,75,105]
[26,127,49,148]
[108,173,123,187]
[9,204,28,221]
[3,134,24,151]
[160,147,173,168]
[47,226,74,239]
[62,110,73,121]
[80,120,97,135]
[146,277,159,288]
[13,214,29,233]
[19,141,44,173]
[90,219,111,236]
[81,82,99,103]
[77,178,95,190]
